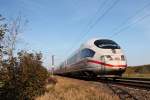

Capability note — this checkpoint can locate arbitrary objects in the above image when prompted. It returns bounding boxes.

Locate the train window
[81,48,95,58]
[94,39,120,49]
[67,53,79,65]
[121,55,125,60]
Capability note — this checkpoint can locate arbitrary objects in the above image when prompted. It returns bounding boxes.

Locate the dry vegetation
[123,64,150,78]
[37,76,119,100]
[0,15,49,100]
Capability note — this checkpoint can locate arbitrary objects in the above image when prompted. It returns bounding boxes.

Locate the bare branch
[4,16,27,60]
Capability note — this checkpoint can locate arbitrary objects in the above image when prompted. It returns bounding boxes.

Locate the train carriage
[54,38,127,77]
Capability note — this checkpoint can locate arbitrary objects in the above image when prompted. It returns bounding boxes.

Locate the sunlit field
[36,76,119,100]
[123,65,150,78]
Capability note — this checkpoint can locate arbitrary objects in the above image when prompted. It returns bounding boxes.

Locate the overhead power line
[65,0,109,57]
[110,12,150,38]
[84,0,120,35]
[109,1,150,38]
[66,0,120,57]
[85,0,108,29]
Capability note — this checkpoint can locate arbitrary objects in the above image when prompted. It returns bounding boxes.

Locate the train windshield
[94,39,120,49]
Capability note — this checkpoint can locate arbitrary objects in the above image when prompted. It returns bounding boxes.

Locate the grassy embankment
[36,76,119,100]
[37,64,150,100]
[123,64,150,78]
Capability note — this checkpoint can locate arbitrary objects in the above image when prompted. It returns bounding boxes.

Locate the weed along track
[36,76,120,100]
[36,76,150,100]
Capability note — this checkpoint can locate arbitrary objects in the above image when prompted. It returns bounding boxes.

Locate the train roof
[61,38,119,65]
[80,38,116,49]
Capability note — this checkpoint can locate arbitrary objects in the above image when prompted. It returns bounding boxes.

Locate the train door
[100,56,105,74]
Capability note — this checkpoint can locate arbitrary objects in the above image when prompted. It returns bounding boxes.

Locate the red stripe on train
[87,60,127,67]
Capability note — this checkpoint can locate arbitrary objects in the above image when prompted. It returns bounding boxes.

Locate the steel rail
[116,77,150,81]
[60,76,150,90]
[73,76,150,90]
[96,77,150,90]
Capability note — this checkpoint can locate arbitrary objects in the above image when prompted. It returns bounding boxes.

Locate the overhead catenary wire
[110,12,150,38]
[84,0,108,29]
[83,0,120,36]
[65,0,109,58]
[109,1,150,38]
[77,0,120,43]
[66,0,120,58]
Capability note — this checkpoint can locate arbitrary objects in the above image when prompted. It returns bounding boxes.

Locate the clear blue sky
[1,0,150,67]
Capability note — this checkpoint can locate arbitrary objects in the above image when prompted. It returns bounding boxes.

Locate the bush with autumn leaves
[0,15,49,100]
[0,51,49,100]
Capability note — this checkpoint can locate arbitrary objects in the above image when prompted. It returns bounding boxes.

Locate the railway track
[90,77,149,91]
[72,76,150,90]
[97,77,150,91]
[101,77,150,100]
[112,77,150,90]
[74,76,150,100]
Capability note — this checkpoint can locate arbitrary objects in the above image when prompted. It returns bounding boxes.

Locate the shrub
[0,51,49,100]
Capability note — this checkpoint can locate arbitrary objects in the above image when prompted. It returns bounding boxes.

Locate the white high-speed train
[54,38,127,77]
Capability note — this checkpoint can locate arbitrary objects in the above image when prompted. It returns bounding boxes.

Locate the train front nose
[108,62,127,75]
[103,55,127,75]
[103,64,126,76]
